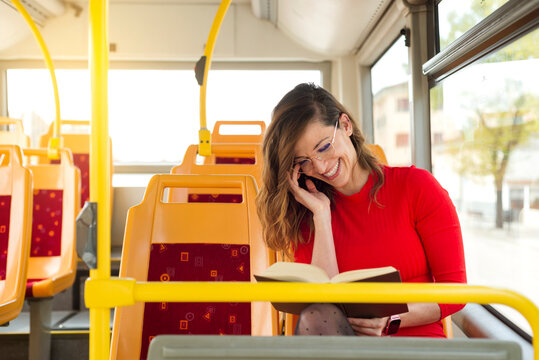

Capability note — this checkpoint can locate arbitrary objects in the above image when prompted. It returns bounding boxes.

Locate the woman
[256,83,466,337]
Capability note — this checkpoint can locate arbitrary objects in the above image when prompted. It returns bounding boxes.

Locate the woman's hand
[347,317,388,336]
[288,165,330,217]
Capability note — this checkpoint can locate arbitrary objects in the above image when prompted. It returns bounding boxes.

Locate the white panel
[277,0,391,56]
[0,3,32,52]
[0,2,324,61]
[109,3,235,59]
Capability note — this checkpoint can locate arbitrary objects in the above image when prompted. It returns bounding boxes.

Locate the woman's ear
[341,114,353,136]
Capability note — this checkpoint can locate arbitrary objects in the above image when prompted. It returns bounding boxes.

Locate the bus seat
[38,120,112,209]
[170,144,263,203]
[0,145,32,325]
[147,335,522,360]
[207,121,265,165]
[211,120,266,144]
[110,175,276,360]
[0,117,31,148]
[22,148,80,360]
[22,148,80,298]
[367,144,388,165]
[170,144,277,332]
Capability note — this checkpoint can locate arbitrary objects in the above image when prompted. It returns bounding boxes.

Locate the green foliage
[450,91,539,187]
[440,0,509,49]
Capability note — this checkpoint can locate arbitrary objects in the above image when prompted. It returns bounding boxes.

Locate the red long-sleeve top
[294,165,467,337]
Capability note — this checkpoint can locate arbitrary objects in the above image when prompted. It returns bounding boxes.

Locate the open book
[254,262,408,318]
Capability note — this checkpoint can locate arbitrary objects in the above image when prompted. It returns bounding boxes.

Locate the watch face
[385,316,401,335]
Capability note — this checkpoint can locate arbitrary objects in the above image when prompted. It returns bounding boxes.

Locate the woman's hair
[256,83,385,255]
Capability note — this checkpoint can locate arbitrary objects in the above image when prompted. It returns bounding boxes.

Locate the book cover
[254,262,409,318]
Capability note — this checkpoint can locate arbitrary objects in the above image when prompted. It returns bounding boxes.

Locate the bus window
[430,28,539,335]
[7,68,322,164]
[371,35,411,167]
[438,0,510,51]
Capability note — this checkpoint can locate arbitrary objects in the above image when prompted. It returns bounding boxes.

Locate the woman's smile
[322,159,340,180]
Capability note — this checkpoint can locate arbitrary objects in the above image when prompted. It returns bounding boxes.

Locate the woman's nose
[312,157,329,173]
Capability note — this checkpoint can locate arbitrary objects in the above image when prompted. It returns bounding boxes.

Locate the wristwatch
[382,315,401,336]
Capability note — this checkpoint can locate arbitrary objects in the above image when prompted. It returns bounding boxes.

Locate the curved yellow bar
[85,279,539,359]
[10,0,61,159]
[88,0,111,359]
[198,0,231,156]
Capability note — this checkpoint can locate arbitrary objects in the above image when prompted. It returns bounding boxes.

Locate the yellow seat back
[367,144,388,165]
[23,148,80,298]
[39,120,112,209]
[170,144,263,203]
[111,174,275,360]
[211,120,265,144]
[0,145,32,324]
[0,118,30,148]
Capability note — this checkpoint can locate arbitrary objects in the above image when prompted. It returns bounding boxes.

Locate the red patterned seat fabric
[0,196,11,280]
[187,194,242,203]
[140,243,251,360]
[215,157,255,165]
[52,153,88,208]
[25,278,44,297]
[30,189,63,257]
[73,153,89,208]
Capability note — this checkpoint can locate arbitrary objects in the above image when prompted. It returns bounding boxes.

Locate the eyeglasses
[293,116,340,174]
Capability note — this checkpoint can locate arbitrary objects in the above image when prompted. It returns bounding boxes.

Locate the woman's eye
[317,143,331,153]
[295,159,309,166]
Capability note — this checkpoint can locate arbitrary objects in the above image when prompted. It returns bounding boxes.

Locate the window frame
[424,0,539,85]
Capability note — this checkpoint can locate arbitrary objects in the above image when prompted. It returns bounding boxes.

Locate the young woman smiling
[256,83,466,337]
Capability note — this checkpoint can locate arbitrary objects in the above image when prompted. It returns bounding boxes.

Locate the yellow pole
[10,0,62,158]
[88,0,111,359]
[197,0,231,156]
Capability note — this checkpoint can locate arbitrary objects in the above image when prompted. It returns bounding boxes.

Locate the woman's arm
[349,168,466,336]
[348,303,441,336]
[310,210,339,278]
[410,168,467,319]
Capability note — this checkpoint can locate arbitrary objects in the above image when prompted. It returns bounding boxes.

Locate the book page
[330,266,396,283]
[256,262,330,283]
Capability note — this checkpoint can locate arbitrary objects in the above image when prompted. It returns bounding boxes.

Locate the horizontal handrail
[85,279,539,359]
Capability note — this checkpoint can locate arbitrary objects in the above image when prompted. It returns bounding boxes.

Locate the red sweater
[294,166,467,337]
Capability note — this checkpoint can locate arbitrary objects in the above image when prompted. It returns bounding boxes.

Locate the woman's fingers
[348,317,387,337]
[305,178,318,193]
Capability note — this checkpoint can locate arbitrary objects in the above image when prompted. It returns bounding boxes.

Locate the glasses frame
[293,115,340,174]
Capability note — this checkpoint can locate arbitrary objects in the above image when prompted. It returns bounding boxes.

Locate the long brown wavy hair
[256,83,384,256]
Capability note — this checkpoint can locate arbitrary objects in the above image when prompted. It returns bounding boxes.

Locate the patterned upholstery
[140,243,251,359]
[30,190,63,257]
[215,157,255,165]
[73,154,89,208]
[54,153,88,208]
[187,194,242,203]
[0,196,11,281]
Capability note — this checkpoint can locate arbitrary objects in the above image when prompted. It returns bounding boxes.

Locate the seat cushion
[31,189,63,257]
[140,243,251,359]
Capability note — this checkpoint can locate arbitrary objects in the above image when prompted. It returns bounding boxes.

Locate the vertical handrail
[88,0,111,359]
[195,0,231,156]
[10,0,62,159]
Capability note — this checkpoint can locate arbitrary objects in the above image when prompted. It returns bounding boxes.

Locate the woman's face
[293,115,359,192]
